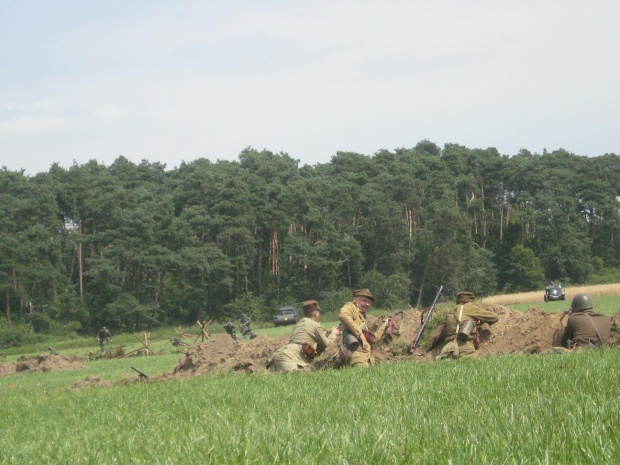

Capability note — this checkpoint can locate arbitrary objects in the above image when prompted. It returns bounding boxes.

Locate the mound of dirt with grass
[71,374,112,388]
[172,333,289,376]
[0,354,87,377]
[171,306,620,376]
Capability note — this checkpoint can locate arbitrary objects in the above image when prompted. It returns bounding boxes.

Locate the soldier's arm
[314,325,335,350]
[338,305,360,337]
[469,306,499,325]
[373,319,388,341]
[561,320,573,347]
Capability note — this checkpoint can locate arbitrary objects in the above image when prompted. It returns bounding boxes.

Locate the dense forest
[2,141,620,335]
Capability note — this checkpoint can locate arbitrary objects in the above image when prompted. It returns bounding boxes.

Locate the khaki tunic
[437,302,498,360]
[561,310,611,348]
[268,318,337,373]
[338,301,387,367]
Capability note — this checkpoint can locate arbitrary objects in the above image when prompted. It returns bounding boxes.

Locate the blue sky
[2,1,619,175]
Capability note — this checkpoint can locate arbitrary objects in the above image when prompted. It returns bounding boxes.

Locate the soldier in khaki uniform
[338,288,388,367]
[561,294,611,348]
[267,300,340,373]
[436,291,498,360]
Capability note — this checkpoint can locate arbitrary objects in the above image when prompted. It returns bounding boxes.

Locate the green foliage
[0,322,42,349]
[359,270,411,308]
[587,267,620,285]
[2,147,620,332]
[223,292,268,322]
[503,245,545,292]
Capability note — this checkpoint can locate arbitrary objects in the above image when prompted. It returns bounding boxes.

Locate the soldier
[267,300,340,373]
[436,291,498,360]
[338,288,388,367]
[561,294,611,348]
[224,321,237,340]
[97,326,112,352]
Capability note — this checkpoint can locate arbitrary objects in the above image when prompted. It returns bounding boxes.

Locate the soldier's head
[456,292,475,304]
[303,300,321,320]
[353,288,374,313]
[570,293,593,312]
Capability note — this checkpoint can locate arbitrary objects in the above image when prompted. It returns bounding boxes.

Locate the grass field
[1,349,619,463]
[1,290,619,463]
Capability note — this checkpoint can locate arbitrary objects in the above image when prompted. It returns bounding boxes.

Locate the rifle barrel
[409,285,444,353]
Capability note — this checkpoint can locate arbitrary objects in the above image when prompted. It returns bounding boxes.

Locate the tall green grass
[1,349,619,464]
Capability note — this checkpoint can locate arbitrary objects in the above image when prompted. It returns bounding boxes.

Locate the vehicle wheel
[274,322,278,327]
[561,295,565,301]
[544,295,548,302]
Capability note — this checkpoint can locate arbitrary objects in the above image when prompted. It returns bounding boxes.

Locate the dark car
[273,307,299,327]
[544,284,566,302]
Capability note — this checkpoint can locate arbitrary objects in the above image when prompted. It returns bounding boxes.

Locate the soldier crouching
[338,288,388,367]
[266,300,340,373]
[436,291,498,360]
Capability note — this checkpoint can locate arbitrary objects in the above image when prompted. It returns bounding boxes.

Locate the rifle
[409,285,444,354]
[386,308,403,341]
[131,366,149,380]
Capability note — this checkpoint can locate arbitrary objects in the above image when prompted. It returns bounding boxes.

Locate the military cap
[456,292,475,303]
[302,300,321,315]
[353,288,375,301]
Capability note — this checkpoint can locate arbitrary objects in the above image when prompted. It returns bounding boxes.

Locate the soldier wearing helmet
[561,294,611,348]
[97,326,112,352]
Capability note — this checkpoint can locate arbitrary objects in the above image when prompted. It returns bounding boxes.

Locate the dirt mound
[170,307,620,377]
[173,333,288,376]
[71,374,112,388]
[0,354,87,377]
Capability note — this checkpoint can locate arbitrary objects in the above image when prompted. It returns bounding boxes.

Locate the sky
[2,1,619,176]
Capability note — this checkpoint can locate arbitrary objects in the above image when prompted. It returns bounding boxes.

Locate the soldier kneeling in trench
[561,293,611,349]
[266,300,340,373]
[435,291,499,360]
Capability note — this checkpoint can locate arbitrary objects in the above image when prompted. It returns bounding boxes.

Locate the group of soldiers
[266,288,614,373]
[224,315,257,340]
[266,288,391,372]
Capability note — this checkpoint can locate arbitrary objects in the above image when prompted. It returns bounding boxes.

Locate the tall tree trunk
[5,289,10,328]
[78,223,84,305]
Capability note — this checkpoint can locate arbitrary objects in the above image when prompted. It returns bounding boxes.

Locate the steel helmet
[571,294,593,312]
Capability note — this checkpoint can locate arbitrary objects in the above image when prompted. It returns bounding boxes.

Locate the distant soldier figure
[48,346,59,355]
[97,326,112,352]
[561,294,611,349]
[239,315,256,339]
[436,292,499,360]
[224,321,237,340]
[267,300,340,372]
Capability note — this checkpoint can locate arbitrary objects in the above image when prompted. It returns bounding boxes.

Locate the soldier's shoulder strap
[583,313,603,344]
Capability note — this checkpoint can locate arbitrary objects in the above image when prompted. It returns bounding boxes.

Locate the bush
[48,320,82,338]
[223,293,268,322]
[0,322,43,349]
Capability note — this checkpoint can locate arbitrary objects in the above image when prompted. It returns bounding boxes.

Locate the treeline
[2,141,620,335]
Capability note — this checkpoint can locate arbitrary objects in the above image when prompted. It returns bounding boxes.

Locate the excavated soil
[0,354,87,376]
[3,306,618,382]
[172,306,620,376]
